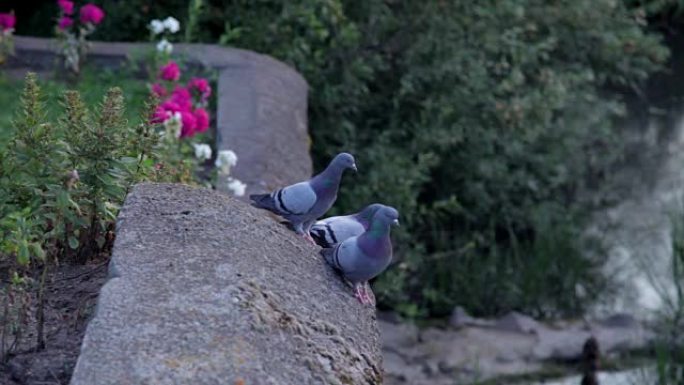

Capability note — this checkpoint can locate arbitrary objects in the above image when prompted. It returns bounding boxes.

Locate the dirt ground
[0,256,109,385]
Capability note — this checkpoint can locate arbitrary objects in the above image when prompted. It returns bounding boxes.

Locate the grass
[0,65,149,148]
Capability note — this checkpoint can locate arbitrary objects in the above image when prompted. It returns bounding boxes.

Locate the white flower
[149,19,164,35]
[215,149,238,174]
[163,112,182,139]
[192,143,212,161]
[162,17,180,34]
[227,177,247,197]
[156,38,173,54]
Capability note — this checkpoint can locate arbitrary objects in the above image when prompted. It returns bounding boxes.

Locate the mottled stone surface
[215,60,310,197]
[70,184,381,385]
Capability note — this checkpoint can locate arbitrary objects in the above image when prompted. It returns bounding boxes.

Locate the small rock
[379,320,420,348]
[494,311,541,334]
[533,326,590,361]
[382,351,425,382]
[597,313,638,328]
[7,359,26,383]
[422,360,441,376]
[449,306,476,329]
[437,359,454,374]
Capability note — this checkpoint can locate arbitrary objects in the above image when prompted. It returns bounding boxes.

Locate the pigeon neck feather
[311,164,344,194]
[358,220,391,256]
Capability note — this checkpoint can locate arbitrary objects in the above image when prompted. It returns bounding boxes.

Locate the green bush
[0,73,200,268]
[14,0,673,318]
[0,73,156,265]
[207,0,668,318]
[361,0,668,317]
[0,72,207,357]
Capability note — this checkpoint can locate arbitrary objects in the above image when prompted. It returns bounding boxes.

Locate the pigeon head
[368,206,400,237]
[330,152,357,172]
[375,206,400,227]
[357,203,385,223]
[312,152,357,194]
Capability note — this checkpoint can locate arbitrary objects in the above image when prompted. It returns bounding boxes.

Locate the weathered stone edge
[11,35,307,90]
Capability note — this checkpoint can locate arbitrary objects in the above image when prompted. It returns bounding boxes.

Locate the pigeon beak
[393,219,400,226]
[351,163,358,172]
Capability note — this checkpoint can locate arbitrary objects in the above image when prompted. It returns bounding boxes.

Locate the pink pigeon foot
[301,232,317,245]
[354,283,370,304]
[361,283,375,306]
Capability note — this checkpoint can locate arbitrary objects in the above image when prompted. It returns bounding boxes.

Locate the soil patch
[0,256,109,385]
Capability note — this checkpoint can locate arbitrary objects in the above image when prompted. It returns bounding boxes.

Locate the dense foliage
[0,73,152,358]
[0,73,198,269]
[12,0,673,318]
[0,74,151,267]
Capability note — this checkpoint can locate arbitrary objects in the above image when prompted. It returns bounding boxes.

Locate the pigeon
[320,205,399,305]
[310,203,384,247]
[249,152,357,244]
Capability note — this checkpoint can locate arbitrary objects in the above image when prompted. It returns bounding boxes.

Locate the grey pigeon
[310,203,384,247]
[320,205,399,305]
[249,152,357,244]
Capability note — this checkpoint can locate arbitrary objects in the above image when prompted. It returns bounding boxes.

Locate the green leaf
[17,240,30,265]
[68,236,80,250]
[29,242,45,261]
[57,190,69,209]
[118,156,138,165]
[68,198,82,213]
[11,271,25,285]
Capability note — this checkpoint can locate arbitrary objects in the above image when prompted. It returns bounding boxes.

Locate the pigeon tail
[249,193,277,211]
[311,227,334,248]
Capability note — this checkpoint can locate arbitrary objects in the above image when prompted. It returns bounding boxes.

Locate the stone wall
[70,184,382,385]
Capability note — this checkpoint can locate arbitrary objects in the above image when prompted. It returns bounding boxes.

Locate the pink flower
[79,3,105,25]
[57,0,74,15]
[152,105,175,123]
[188,78,211,99]
[159,100,182,113]
[151,83,167,98]
[0,13,16,32]
[179,111,197,137]
[171,86,192,110]
[159,61,180,82]
[58,16,73,30]
[194,108,210,133]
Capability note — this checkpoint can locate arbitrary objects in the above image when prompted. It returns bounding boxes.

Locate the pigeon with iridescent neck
[310,203,384,247]
[320,205,399,305]
[249,152,357,244]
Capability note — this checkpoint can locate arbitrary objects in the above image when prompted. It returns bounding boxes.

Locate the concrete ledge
[69,183,382,385]
[10,36,305,76]
[9,36,312,196]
